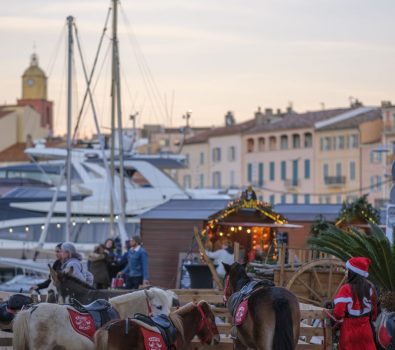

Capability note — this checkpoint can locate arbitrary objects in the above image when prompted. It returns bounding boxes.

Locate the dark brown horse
[49,265,134,304]
[223,262,300,350]
[94,300,220,350]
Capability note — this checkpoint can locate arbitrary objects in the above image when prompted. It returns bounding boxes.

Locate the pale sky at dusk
[1,0,395,136]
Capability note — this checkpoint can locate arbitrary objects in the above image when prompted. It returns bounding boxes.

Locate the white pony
[12,287,176,350]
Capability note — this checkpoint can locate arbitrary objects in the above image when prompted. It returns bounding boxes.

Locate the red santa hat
[346,257,371,278]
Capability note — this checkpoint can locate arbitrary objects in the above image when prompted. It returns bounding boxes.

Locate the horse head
[223,262,249,301]
[48,264,61,288]
[194,300,220,345]
[49,267,94,304]
[145,287,175,316]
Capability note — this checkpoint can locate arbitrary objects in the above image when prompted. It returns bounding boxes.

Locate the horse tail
[94,328,109,350]
[12,309,31,350]
[273,297,294,350]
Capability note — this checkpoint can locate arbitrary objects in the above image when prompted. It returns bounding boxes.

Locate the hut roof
[140,199,229,220]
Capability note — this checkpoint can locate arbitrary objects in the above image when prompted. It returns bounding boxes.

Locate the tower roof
[22,53,46,78]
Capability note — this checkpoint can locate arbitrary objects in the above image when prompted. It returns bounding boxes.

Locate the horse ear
[242,263,247,270]
[222,262,231,274]
[198,300,209,313]
[67,266,74,276]
[145,289,154,300]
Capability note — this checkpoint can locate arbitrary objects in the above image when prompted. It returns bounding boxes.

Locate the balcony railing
[284,179,300,188]
[324,176,346,187]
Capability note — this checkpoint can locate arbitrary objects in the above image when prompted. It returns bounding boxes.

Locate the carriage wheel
[285,259,346,307]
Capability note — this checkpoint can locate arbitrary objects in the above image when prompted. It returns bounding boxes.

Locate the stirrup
[230,325,238,340]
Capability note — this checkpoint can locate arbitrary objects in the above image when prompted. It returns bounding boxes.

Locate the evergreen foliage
[336,194,380,226]
[308,223,395,310]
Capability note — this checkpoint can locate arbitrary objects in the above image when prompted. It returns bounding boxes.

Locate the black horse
[223,262,300,350]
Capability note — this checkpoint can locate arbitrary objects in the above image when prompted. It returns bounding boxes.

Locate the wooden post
[234,242,240,262]
[279,244,286,286]
[193,226,223,290]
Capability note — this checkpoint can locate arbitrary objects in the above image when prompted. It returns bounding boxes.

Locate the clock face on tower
[27,79,35,86]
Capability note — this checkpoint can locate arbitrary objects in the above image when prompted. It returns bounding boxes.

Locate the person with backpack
[60,242,94,286]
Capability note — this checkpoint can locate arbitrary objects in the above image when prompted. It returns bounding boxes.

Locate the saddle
[134,313,177,350]
[70,298,119,330]
[0,294,33,330]
[227,279,274,317]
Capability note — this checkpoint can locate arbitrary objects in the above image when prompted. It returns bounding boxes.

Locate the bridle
[195,303,218,344]
[223,275,232,304]
[143,290,153,317]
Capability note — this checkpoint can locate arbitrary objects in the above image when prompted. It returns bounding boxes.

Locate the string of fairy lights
[5,215,121,234]
[201,197,286,261]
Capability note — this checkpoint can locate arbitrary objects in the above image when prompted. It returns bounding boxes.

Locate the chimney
[25,134,33,148]
[381,101,393,108]
[225,111,236,127]
[265,108,273,117]
[286,102,294,114]
[255,106,265,125]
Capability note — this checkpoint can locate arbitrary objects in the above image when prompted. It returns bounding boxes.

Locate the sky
[1,0,395,136]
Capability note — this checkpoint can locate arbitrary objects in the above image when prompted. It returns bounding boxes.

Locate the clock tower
[18,52,53,130]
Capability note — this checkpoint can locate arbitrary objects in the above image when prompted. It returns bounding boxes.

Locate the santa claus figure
[333,256,378,350]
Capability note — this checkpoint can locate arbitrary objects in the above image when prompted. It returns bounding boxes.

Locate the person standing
[333,257,378,350]
[205,239,235,279]
[87,244,111,289]
[118,235,149,289]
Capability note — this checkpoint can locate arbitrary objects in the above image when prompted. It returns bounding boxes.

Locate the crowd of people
[30,234,150,292]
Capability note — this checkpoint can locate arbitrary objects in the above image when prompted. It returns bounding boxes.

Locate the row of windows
[183,173,383,196]
[247,160,311,184]
[322,161,356,182]
[320,134,358,151]
[247,133,313,153]
[212,146,236,163]
[191,135,361,166]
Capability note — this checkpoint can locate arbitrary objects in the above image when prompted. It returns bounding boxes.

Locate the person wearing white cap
[333,257,378,350]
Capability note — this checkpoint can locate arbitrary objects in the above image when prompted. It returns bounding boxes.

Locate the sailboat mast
[110,0,127,235]
[66,15,74,242]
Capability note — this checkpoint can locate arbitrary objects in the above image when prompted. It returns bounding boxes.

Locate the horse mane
[169,302,197,343]
[109,289,143,307]
[61,272,95,290]
[232,262,251,291]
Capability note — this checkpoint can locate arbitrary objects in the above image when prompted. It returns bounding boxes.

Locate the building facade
[179,104,386,207]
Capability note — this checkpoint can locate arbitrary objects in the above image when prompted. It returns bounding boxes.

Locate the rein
[143,290,153,317]
[195,303,217,344]
[223,275,231,304]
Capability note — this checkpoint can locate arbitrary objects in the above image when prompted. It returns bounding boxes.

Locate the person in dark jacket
[30,242,63,292]
[117,235,149,289]
[88,244,111,289]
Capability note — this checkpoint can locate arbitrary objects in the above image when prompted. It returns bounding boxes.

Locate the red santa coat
[333,283,377,350]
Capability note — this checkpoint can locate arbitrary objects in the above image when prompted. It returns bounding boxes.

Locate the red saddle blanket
[378,312,393,349]
[67,308,96,340]
[234,299,248,326]
[141,327,167,350]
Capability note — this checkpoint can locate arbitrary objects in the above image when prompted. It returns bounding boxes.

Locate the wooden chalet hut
[140,197,345,288]
[140,199,229,288]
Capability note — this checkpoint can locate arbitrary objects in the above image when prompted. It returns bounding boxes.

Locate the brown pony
[223,262,300,350]
[94,300,220,350]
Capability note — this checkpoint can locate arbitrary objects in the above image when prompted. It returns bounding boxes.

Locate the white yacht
[0,145,229,258]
